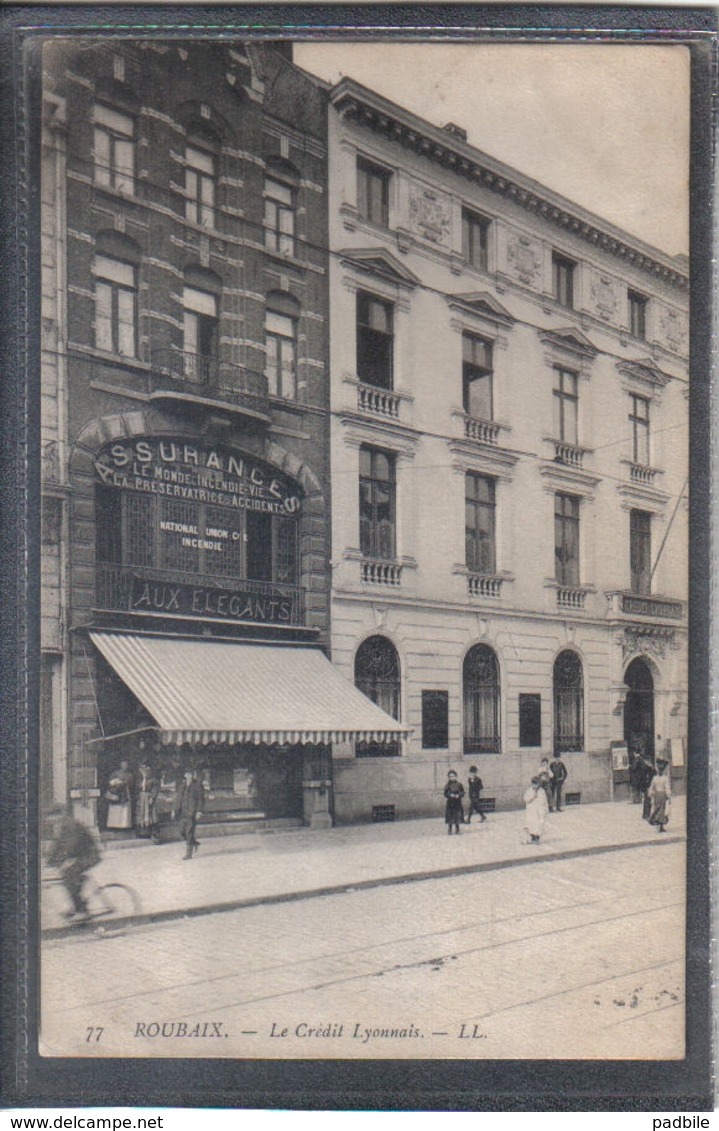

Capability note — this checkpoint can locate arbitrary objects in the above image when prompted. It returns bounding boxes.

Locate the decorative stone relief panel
[499,228,543,290]
[407,180,452,248]
[588,269,621,322]
[656,303,688,356]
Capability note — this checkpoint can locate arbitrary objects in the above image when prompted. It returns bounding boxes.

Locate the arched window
[463,645,500,754]
[354,635,400,758]
[553,650,584,753]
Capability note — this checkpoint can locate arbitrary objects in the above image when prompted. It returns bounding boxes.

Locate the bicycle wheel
[95,882,142,920]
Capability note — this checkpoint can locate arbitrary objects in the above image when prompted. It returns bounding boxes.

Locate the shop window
[552,252,575,309]
[463,644,500,754]
[629,290,648,340]
[185,143,216,228]
[355,635,401,758]
[554,493,580,587]
[462,208,489,271]
[553,367,579,445]
[264,174,296,256]
[553,651,584,753]
[462,333,493,420]
[357,293,393,389]
[183,286,218,381]
[630,509,652,595]
[359,445,396,561]
[357,157,391,227]
[519,694,542,747]
[422,690,449,749]
[94,255,137,357]
[465,473,496,575]
[265,311,297,399]
[93,104,135,193]
[629,394,650,466]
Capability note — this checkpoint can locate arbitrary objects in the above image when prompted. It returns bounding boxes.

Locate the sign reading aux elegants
[130,577,297,624]
[94,439,302,516]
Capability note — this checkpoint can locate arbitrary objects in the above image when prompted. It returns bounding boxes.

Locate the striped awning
[89,631,409,746]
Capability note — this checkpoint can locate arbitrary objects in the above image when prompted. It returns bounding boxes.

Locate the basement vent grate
[565,792,582,806]
[371,804,396,823]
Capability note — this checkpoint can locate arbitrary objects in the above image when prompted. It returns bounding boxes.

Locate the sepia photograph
[34,32,694,1066]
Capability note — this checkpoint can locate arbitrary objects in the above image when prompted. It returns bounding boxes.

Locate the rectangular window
[629,394,650,466]
[265,311,297,399]
[357,292,393,389]
[519,694,542,747]
[628,290,648,340]
[183,286,218,381]
[462,209,489,271]
[630,509,652,596]
[359,446,396,560]
[185,144,216,228]
[422,690,449,749]
[94,255,137,357]
[554,493,580,586]
[553,367,579,445]
[552,252,575,309]
[94,104,135,194]
[357,157,391,227]
[462,333,493,420]
[466,473,496,575]
[264,177,295,256]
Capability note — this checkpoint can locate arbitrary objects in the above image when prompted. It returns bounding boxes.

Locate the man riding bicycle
[46,811,101,919]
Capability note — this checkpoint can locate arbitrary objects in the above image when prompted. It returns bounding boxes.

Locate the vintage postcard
[27,26,706,1076]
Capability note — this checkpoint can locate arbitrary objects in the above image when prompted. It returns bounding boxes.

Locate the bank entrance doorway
[624,656,655,763]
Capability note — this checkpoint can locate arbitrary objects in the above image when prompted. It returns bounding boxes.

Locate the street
[40,839,684,1061]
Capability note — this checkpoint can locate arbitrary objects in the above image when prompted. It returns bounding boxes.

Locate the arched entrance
[624,656,655,763]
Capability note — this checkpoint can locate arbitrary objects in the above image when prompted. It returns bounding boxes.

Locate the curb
[42,831,683,940]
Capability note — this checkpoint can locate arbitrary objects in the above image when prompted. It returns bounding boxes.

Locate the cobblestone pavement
[40,840,684,1062]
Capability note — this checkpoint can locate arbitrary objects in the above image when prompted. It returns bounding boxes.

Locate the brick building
[40,42,405,831]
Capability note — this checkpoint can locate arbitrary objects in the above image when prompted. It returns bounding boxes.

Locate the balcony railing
[150,349,270,419]
[95,562,306,625]
[463,736,501,755]
[361,558,403,587]
[468,573,503,599]
[620,593,683,620]
[553,440,586,468]
[357,383,401,419]
[629,463,658,486]
[556,586,588,611]
[464,415,500,445]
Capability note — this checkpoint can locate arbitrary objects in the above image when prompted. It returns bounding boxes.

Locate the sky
[294,43,690,259]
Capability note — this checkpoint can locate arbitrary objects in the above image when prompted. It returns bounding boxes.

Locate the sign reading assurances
[94,439,302,516]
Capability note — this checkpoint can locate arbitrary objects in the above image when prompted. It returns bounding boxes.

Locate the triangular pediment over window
[617,358,671,390]
[338,247,421,287]
[446,291,515,325]
[540,326,598,358]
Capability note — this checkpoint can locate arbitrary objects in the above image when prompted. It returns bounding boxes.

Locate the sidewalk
[41,796,686,937]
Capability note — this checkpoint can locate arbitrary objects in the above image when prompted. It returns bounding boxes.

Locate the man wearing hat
[465,766,487,824]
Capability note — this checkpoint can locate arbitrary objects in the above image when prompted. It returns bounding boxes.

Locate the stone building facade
[40,42,406,831]
[326,79,689,822]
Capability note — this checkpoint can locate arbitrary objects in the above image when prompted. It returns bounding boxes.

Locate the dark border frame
[1,6,713,1110]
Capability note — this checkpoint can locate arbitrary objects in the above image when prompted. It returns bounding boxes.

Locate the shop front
[85,632,408,831]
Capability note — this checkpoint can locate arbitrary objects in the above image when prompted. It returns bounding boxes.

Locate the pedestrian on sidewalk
[46,811,101,919]
[465,766,486,824]
[647,757,671,832]
[173,769,205,859]
[523,776,549,844]
[537,757,553,811]
[104,759,134,830]
[635,752,655,820]
[135,760,161,844]
[444,770,465,835]
[549,754,568,812]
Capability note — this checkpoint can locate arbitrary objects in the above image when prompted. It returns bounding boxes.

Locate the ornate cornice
[331,80,688,292]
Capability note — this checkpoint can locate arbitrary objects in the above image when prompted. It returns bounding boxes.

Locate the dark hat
[656,757,669,768]
[469,765,478,774]
[447,769,457,778]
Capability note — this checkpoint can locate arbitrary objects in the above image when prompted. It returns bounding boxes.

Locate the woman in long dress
[647,757,671,832]
[523,776,549,844]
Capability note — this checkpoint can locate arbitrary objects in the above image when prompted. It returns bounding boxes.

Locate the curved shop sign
[94,439,302,516]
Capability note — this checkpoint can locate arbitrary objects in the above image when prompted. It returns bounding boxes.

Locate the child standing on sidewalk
[443,770,465,835]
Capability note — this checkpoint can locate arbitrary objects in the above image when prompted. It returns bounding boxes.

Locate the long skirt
[445,798,464,825]
[649,790,670,827]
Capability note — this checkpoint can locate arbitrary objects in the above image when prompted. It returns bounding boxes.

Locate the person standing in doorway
[465,766,487,824]
[549,754,568,812]
[135,760,161,844]
[443,770,465,835]
[173,769,205,859]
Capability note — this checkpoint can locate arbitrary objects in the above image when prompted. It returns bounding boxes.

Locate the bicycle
[43,870,142,933]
